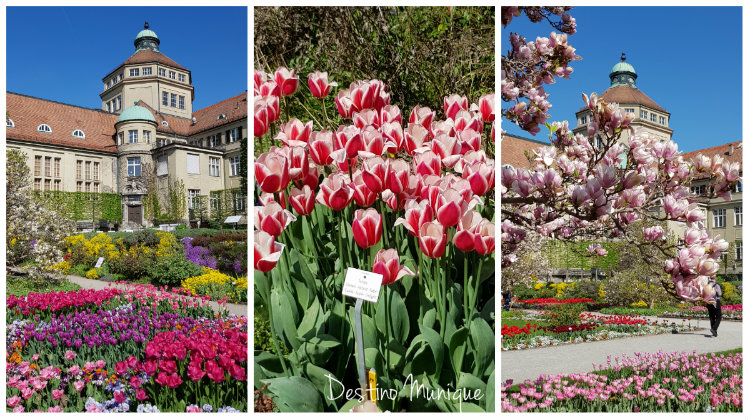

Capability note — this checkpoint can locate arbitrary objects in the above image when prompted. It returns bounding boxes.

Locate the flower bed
[661,305,743,321]
[501,350,743,412]
[6,286,247,412]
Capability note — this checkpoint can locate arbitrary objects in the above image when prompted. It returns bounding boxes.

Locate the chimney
[729,143,734,156]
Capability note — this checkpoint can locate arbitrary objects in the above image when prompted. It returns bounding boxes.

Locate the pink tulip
[308,71,336,98]
[359,126,385,158]
[254,231,284,273]
[379,105,402,124]
[136,389,148,401]
[431,133,461,167]
[453,210,482,252]
[434,188,464,227]
[452,110,482,131]
[64,350,76,360]
[351,170,377,208]
[254,69,267,94]
[474,219,495,255]
[73,380,84,392]
[353,109,380,129]
[334,89,355,118]
[404,123,430,155]
[7,396,22,408]
[255,151,290,194]
[255,202,296,238]
[273,67,299,96]
[285,146,310,181]
[431,119,456,138]
[275,118,313,148]
[409,105,435,130]
[361,156,389,193]
[352,208,383,249]
[386,159,411,194]
[254,99,269,138]
[458,128,482,153]
[413,150,442,177]
[418,221,447,258]
[477,93,495,122]
[258,81,281,98]
[316,173,354,211]
[380,121,404,154]
[373,249,416,285]
[289,185,315,216]
[334,125,364,159]
[205,360,226,383]
[463,160,495,196]
[308,130,335,166]
[13,406,24,413]
[444,94,469,120]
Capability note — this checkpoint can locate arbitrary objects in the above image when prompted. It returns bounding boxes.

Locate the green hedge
[33,191,122,222]
[543,240,619,270]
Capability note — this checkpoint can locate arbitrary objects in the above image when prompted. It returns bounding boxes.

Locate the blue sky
[6,6,247,112]
[501,6,742,153]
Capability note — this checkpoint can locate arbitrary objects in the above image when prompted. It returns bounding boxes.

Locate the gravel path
[66,274,248,317]
[501,311,742,384]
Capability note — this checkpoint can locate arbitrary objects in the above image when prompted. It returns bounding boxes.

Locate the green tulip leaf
[375,286,410,345]
[264,376,323,412]
[469,318,494,378]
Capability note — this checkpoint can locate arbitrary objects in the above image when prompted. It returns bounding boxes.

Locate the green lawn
[6,275,80,297]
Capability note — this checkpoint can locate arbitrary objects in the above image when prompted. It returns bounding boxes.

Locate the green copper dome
[134,22,160,52]
[609,53,637,88]
[136,29,158,40]
[611,61,635,75]
[118,103,156,123]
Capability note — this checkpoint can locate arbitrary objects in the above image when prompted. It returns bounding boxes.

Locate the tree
[500,6,738,305]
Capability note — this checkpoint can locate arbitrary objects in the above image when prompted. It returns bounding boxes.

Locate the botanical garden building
[6,23,247,229]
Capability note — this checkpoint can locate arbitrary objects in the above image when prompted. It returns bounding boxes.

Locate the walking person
[502,279,513,312]
[706,279,723,337]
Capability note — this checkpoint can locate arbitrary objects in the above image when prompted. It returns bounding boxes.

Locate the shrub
[721,282,741,305]
[562,278,602,301]
[148,254,203,287]
[122,229,159,248]
[69,263,89,277]
[545,303,585,328]
[181,267,247,303]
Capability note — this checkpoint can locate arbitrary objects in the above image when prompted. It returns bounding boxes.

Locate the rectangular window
[186,154,200,174]
[143,131,151,144]
[650,113,657,122]
[158,68,166,77]
[169,71,176,79]
[76,160,82,179]
[76,181,82,192]
[233,191,246,212]
[640,110,648,119]
[580,115,587,125]
[44,157,51,177]
[118,132,124,145]
[157,156,168,176]
[735,206,742,226]
[117,96,122,110]
[129,130,138,143]
[54,158,61,177]
[107,102,112,113]
[34,156,42,176]
[208,135,217,148]
[54,180,61,191]
[625,108,635,114]
[162,92,168,106]
[127,157,142,177]
[659,116,666,125]
[178,74,186,82]
[229,156,241,176]
[93,162,100,181]
[210,194,220,211]
[179,96,185,110]
[85,161,91,180]
[737,241,743,261]
[209,157,220,177]
[713,209,726,228]
[188,189,200,209]
[142,67,152,75]
[735,181,743,193]
[34,179,41,191]
[106,80,111,89]
[44,179,51,191]
[129,68,139,77]
[93,183,99,193]
[85,182,90,193]
[171,93,177,108]
[229,127,239,143]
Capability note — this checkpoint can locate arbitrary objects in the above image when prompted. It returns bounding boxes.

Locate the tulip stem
[265,282,290,376]
[321,97,330,128]
[379,199,389,249]
[385,284,392,381]
[464,252,470,324]
[470,256,484,321]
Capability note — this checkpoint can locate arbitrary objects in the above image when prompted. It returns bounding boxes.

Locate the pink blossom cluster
[7,288,123,315]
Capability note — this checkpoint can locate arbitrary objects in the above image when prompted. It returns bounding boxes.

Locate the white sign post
[94,257,105,268]
[342,268,382,400]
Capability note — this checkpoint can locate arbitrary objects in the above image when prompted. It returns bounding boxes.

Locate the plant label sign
[342,268,382,302]
[95,257,105,268]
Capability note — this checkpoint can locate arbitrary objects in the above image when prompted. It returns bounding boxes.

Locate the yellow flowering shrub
[50,260,71,275]
[630,300,647,307]
[534,282,546,290]
[182,267,247,303]
[155,232,179,258]
[85,268,101,279]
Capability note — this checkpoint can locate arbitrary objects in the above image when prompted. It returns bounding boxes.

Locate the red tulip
[301,164,319,190]
[474,219,495,255]
[359,126,385,158]
[205,359,225,383]
[361,156,389,193]
[431,133,462,168]
[351,170,377,208]
[458,128,482,153]
[381,189,407,211]
[289,185,315,216]
[165,373,182,389]
[386,159,410,194]
[434,188,463,227]
[255,202,296,238]
[275,118,313,148]
[373,249,415,285]
[259,191,286,210]
[254,231,284,272]
[273,67,299,97]
[308,71,336,98]
[418,221,447,259]
[316,173,354,211]
[453,210,482,252]
[453,110,482,131]
[254,99,269,138]
[258,81,281,98]
[379,105,402,125]
[413,150,442,177]
[187,359,205,382]
[334,89,355,118]
[444,94,469,120]
[431,119,456,138]
[352,208,382,249]
[334,125,364,159]
[255,150,290,194]
[477,93,495,122]
[309,130,335,166]
[284,146,309,181]
[404,123,430,155]
[264,95,280,123]
[353,109,380,129]
[394,199,433,236]
[409,105,435,130]
[380,121,404,154]
[463,160,495,196]
[254,69,267,95]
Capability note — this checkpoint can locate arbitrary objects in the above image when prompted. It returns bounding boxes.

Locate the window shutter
[226,130,231,143]
[237,126,242,140]
[216,133,222,144]
[187,154,200,174]
[157,156,168,176]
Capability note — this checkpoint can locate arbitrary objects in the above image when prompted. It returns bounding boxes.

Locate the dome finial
[621,52,626,62]
[144,21,149,30]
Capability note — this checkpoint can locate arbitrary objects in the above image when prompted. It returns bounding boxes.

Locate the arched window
[37,124,52,133]
[161,121,169,127]
[6,118,14,128]
[217,114,226,120]
[72,129,85,139]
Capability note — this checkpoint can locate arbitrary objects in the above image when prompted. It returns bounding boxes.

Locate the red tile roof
[116,49,187,73]
[683,141,743,179]
[6,92,118,153]
[190,92,247,135]
[501,133,550,168]
[579,85,667,113]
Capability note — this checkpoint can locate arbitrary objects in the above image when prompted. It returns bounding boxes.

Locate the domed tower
[573,53,673,143]
[100,22,194,119]
[116,102,157,227]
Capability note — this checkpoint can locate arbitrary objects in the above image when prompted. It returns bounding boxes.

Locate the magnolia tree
[501,6,739,305]
[7,149,75,281]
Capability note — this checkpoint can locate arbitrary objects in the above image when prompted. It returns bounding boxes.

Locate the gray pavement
[501,312,742,384]
[66,274,248,317]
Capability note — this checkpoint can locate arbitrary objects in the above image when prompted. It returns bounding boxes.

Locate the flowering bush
[181,267,247,303]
